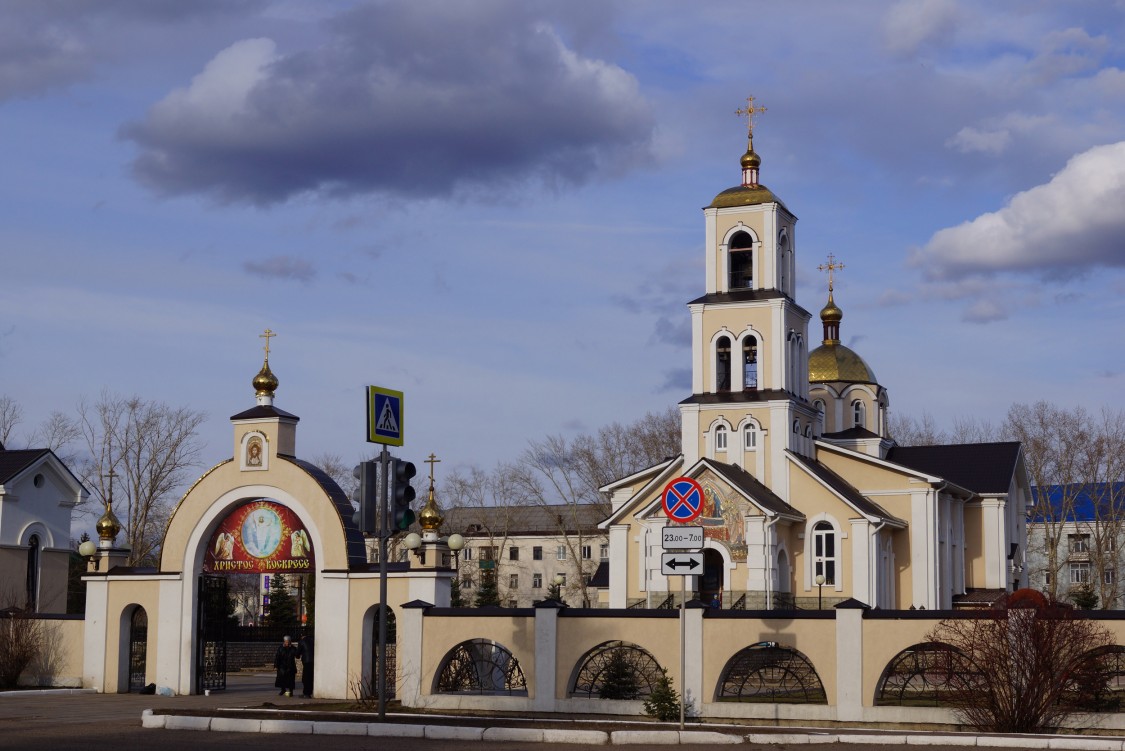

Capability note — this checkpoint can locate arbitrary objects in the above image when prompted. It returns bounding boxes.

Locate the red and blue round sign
[661,477,704,523]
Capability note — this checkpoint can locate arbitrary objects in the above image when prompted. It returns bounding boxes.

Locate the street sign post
[661,551,703,576]
[367,385,404,446]
[661,477,704,523]
[661,525,703,550]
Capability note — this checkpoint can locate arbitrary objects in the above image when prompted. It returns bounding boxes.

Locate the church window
[26,535,40,611]
[742,338,758,389]
[743,425,757,450]
[813,521,836,585]
[792,419,800,434]
[852,400,866,429]
[715,426,728,451]
[728,231,754,289]
[813,399,824,413]
[804,425,812,438]
[716,337,732,391]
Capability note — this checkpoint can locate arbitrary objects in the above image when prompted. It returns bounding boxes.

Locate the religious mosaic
[203,499,314,574]
[698,473,749,561]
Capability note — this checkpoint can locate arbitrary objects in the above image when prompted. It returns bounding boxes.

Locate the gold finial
[259,328,276,362]
[418,453,444,532]
[95,468,122,543]
[817,254,845,294]
[735,95,767,146]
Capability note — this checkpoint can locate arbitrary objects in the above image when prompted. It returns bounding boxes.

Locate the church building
[600,102,1030,611]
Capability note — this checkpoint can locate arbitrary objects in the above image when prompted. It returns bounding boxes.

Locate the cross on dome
[817,254,845,293]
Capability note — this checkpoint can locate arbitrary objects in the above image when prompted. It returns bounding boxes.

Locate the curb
[0,688,95,697]
[142,712,1125,749]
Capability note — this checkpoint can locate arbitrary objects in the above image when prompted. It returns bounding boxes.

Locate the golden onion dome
[820,293,843,323]
[253,360,279,397]
[708,184,788,210]
[808,343,878,384]
[740,147,761,169]
[418,486,444,531]
[96,504,123,542]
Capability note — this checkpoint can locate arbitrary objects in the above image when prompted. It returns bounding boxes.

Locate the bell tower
[680,97,818,497]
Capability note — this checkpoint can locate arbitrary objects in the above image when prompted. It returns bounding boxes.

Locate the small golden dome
[96,504,122,542]
[808,343,878,384]
[820,292,843,323]
[253,360,279,397]
[418,486,444,532]
[740,148,761,169]
[708,184,789,210]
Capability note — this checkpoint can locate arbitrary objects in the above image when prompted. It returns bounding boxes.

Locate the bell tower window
[742,338,758,390]
[728,231,753,290]
[852,400,866,429]
[716,336,732,391]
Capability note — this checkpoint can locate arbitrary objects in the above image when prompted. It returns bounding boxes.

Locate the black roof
[230,404,300,421]
[443,503,606,537]
[687,289,811,319]
[822,427,882,440]
[680,389,801,406]
[885,442,1021,495]
[279,455,366,567]
[789,452,896,521]
[589,561,609,588]
[708,461,801,518]
[0,449,50,484]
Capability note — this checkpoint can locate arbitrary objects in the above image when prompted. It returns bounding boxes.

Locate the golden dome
[96,504,122,542]
[820,292,843,323]
[253,360,279,397]
[740,147,761,169]
[708,184,787,210]
[808,343,878,384]
[418,485,444,532]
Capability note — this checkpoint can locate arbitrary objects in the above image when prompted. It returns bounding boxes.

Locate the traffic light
[351,460,378,535]
[391,458,417,531]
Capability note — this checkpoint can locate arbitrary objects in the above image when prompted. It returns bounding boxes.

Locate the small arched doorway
[700,548,725,606]
[128,606,148,692]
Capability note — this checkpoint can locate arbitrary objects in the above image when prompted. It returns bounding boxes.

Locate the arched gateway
[81,343,452,696]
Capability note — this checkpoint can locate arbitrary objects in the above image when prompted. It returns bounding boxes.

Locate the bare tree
[888,411,948,446]
[29,411,81,461]
[0,396,23,447]
[927,592,1113,733]
[441,464,520,603]
[309,452,356,498]
[1082,409,1125,608]
[227,574,263,626]
[76,392,206,565]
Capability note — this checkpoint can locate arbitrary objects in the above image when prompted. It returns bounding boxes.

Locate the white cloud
[913,140,1125,279]
[946,126,1011,155]
[883,0,960,57]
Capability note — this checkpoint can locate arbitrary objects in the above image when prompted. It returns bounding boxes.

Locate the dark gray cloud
[243,255,316,282]
[122,1,654,206]
[658,367,691,394]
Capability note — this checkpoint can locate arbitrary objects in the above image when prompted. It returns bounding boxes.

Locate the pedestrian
[274,635,299,697]
[298,633,314,698]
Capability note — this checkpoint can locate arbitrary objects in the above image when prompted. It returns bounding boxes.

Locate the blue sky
[2,0,1124,479]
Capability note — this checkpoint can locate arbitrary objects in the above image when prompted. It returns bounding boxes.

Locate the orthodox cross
[817,254,845,292]
[259,328,275,360]
[101,467,117,508]
[735,95,767,141]
[425,453,441,487]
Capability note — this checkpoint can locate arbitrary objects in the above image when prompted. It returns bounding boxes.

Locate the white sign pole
[679,573,685,730]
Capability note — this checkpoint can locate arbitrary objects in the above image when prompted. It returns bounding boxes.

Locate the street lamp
[447,533,465,570]
[815,574,825,610]
[403,532,422,559]
[78,539,98,571]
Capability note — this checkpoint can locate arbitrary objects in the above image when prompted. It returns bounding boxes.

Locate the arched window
[743,425,757,450]
[803,425,812,438]
[715,426,728,452]
[716,336,732,391]
[792,419,800,434]
[729,231,753,289]
[852,400,866,429]
[813,399,824,414]
[435,639,527,696]
[569,641,666,699]
[26,535,40,611]
[717,643,827,704]
[742,338,758,389]
[813,521,836,585]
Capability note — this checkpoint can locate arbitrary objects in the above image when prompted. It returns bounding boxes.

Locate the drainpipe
[764,515,780,610]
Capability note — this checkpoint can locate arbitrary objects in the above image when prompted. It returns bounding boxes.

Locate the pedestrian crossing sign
[367,385,404,446]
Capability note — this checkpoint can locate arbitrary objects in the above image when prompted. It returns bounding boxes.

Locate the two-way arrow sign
[661,552,703,576]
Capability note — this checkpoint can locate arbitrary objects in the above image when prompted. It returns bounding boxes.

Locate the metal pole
[679,574,685,730]
[377,445,390,720]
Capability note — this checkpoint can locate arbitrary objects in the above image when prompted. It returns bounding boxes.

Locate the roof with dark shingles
[688,289,810,318]
[789,452,896,521]
[885,442,1021,494]
[680,389,800,406]
[442,503,607,537]
[822,427,882,440]
[230,404,300,421]
[0,449,51,484]
[279,455,366,567]
[706,461,801,518]
[589,561,609,588]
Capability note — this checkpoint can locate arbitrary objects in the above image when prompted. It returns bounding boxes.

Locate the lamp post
[815,574,825,610]
[78,539,98,571]
[447,533,465,570]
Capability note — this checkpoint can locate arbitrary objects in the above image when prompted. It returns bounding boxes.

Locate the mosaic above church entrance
[203,499,314,574]
[698,476,749,562]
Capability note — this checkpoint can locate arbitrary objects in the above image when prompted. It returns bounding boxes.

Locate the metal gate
[196,575,228,693]
[369,606,396,699]
[128,607,148,692]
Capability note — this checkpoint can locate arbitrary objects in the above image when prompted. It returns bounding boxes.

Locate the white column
[609,525,629,608]
[691,308,704,394]
[397,602,427,707]
[850,518,871,606]
[835,603,865,721]
[980,497,1006,589]
[704,210,718,294]
[154,577,184,694]
[82,576,109,692]
[681,405,700,466]
[910,489,938,609]
[316,574,350,698]
[744,517,768,592]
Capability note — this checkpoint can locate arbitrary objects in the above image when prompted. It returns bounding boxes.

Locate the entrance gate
[196,575,228,693]
[128,607,148,692]
[370,606,396,699]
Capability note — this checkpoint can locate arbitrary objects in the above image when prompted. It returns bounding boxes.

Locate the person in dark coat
[298,634,314,698]
[274,635,299,696]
